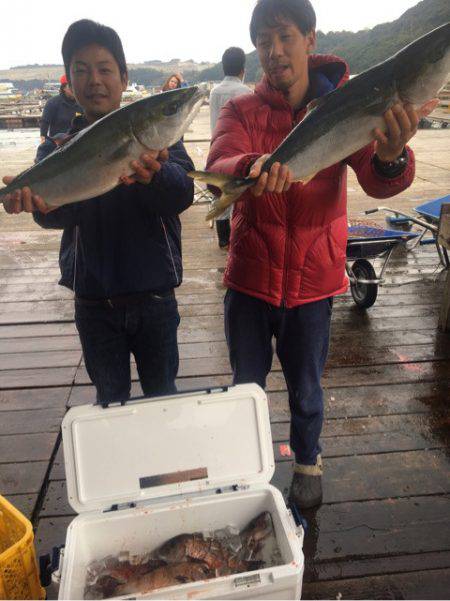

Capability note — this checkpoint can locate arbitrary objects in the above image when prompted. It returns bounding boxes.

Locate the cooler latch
[104,501,137,513]
[215,484,249,495]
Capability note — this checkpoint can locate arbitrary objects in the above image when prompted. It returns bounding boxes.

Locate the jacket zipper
[281,118,297,308]
[281,212,290,308]
[72,225,79,295]
[160,217,180,286]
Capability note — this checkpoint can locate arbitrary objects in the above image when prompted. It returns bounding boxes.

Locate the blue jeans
[75,292,180,404]
[224,289,332,465]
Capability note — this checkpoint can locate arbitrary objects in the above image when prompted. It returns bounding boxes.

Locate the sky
[0,0,422,70]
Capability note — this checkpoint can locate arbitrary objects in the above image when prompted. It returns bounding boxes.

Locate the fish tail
[188,170,251,221]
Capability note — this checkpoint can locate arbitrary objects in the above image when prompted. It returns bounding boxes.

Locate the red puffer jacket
[206,55,415,308]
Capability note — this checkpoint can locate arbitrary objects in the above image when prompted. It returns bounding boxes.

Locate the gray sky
[0,0,422,69]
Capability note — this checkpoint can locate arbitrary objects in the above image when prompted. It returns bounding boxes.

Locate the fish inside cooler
[59,486,300,600]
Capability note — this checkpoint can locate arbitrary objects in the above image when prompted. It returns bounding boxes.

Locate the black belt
[75,289,174,309]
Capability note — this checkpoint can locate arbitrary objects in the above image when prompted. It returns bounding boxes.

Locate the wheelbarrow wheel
[350,259,378,308]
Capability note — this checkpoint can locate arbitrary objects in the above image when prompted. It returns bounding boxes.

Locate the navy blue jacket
[39,93,82,138]
[33,125,194,299]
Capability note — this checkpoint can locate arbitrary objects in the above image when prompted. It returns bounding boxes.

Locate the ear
[306,30,316,53]
[121,72,129,92]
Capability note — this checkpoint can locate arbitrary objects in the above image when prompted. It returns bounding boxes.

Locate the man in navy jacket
[39,75,82,142]
[3,20,194,403]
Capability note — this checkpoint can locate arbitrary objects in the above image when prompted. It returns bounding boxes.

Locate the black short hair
[62,19,127,80]
[222,47,246,77]
[250,0,316,45]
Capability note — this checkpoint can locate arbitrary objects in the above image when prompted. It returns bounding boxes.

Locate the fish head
[397,23,450,105]
[129,85,206,150]
[242,511,273,549]
[156,533,192,563]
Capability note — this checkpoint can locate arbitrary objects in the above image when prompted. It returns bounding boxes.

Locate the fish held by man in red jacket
[190,23,449,220]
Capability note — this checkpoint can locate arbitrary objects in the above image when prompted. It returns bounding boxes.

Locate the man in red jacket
[207,0,434,508]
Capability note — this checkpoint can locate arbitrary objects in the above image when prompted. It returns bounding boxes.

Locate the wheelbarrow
[346,225,419,309]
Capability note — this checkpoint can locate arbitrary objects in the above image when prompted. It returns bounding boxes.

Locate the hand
[120,149,169,186]
[2,176,53,214]
[40,136,46,144]
[373,98,439,162]
[248,154,293,197]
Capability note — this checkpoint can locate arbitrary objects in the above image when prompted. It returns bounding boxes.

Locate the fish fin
[188,170,235,188]
[417,98,440,118]
[205,191,244,221]
[188,170,250,221]
[297,173,317,185]
[305,98,321,115]
[304,91,332,117]
[107,139,134,162]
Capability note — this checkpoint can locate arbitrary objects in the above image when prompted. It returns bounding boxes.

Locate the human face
[168,77,179,90]
[256,20,316,93]
[69,44,128,122]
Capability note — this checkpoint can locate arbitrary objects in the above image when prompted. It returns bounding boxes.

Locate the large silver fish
[0,85,206,207]
[191,23,450,220]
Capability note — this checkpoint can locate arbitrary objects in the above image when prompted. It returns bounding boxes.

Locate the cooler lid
[62,384,275,513]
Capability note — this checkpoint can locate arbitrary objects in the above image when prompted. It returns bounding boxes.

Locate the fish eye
[162,102,179,116]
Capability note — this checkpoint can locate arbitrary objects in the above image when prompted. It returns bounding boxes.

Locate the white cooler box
[56,384,305,600]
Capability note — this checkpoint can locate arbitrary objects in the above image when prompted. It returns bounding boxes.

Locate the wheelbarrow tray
[414,194,450,223]
[347,225,419,260]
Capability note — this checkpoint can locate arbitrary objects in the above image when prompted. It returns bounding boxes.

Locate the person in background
[209,47,250,249]
[162,73,188,91]
[39,75,82,143]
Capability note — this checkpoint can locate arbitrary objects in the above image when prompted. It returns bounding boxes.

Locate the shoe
[288,455,323,509]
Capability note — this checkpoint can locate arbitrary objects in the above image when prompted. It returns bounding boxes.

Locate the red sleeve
[206,99,260,177]
[346,142,415,199]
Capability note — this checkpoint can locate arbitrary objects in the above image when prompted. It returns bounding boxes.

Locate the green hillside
[196,0,450,82]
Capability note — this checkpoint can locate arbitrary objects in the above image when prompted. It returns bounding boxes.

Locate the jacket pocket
[300,218,347,298]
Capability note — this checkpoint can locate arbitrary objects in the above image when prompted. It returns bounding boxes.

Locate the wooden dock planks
[0,125,449,599]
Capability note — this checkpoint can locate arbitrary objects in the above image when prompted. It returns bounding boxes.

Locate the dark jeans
[224,289,332,465]
[75,292,180,404]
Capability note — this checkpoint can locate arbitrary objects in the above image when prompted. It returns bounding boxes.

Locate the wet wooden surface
[0,118,449,600]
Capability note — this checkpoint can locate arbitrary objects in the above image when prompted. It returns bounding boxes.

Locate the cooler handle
[100,386,230,408]
[39,545,64,587]
[288,502,308,533]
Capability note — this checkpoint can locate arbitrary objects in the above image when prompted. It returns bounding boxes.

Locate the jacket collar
[255,54,349,112]
[223,76,244,83]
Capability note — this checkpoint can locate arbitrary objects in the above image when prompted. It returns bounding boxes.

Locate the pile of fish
[84,511,282,599]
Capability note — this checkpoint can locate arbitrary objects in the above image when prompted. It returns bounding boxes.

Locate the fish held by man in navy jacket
[0,86,205,208]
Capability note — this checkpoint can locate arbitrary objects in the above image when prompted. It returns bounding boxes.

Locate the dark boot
[216,219,230,248]
[288,455,323,509]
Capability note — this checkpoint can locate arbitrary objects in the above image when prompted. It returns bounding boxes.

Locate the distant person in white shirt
[209,47,251,248]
